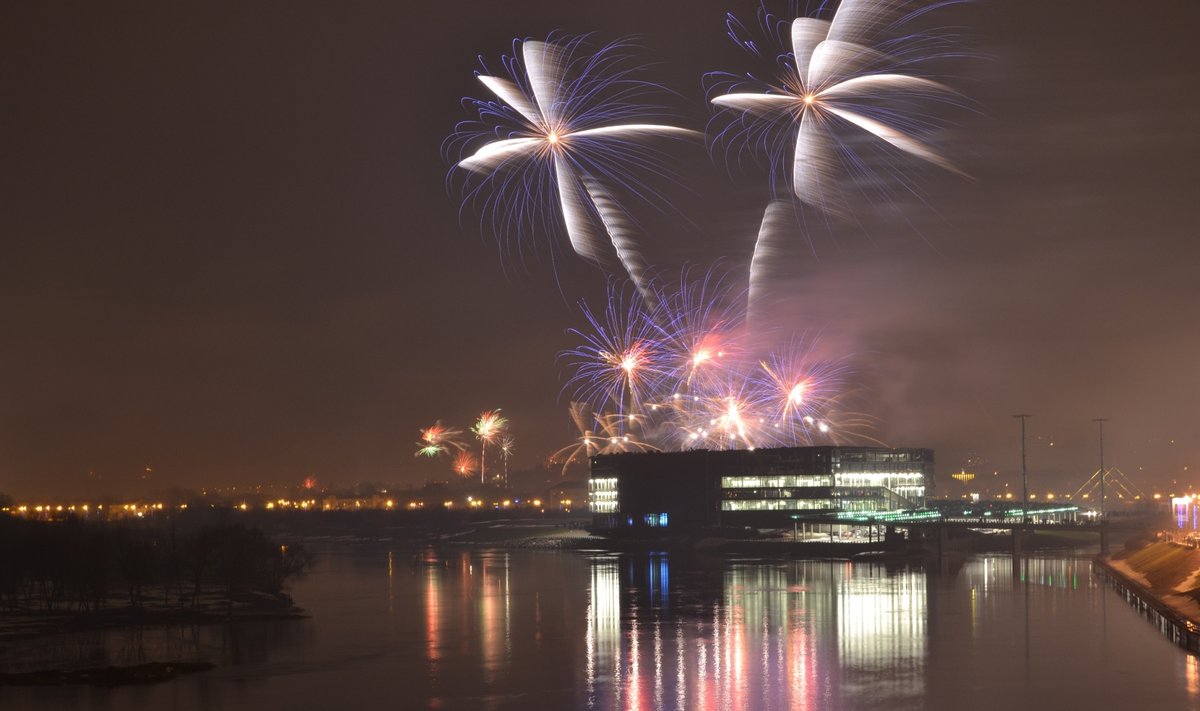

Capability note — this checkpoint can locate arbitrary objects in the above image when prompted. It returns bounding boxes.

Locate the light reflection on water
[582,557,932,710]
[1,547,1196,710]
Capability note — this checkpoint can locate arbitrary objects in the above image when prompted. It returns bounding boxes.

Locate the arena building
[588,446,934,531]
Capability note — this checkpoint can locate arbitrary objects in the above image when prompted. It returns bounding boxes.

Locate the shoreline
[1094,554,1200,653]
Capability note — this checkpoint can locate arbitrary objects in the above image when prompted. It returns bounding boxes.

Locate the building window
[722,475,832,488]
[721,500,832,511]
[589,477,620,513]
[643,513,669,527]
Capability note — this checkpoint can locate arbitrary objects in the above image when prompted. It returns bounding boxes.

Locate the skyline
[2,0,1198,498]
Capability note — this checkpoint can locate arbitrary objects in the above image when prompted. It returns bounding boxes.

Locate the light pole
[1094,418,1109,520]
[1014,414,1032,523]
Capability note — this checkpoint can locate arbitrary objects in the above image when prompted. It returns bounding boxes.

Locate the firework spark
[453,451,479,479]
[710,0,967,214]
[416,421,466,458]
[563,273,865,452]
[552,402,660,475]
[472,410,509,484]
[499,434,516,485]
[451,35,699,293]
[562,281,673,428]
[658,267,744,396]
[550,402,603,475]
[752,335,851,443]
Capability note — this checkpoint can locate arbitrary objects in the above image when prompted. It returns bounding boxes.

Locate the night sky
[3,0,1197,499]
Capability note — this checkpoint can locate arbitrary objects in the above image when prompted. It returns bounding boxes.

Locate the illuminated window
[721,500,832,511]
[722,475,832,488]
[589,477,620,513]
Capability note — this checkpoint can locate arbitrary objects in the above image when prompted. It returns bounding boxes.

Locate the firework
[562,281,671,425]
[450,34,699,293]
[472,410,509,484]
[550,402,602,475]
[709,0,967,214]
[745,200,797,328]
[701,387,764,450]
[658,267,744,396]
[562,274,865,452]
[499,434,516,486]
[552,402,660,475]
[452,451,479,479]
[751,336,850,443]
[415,421,466,458]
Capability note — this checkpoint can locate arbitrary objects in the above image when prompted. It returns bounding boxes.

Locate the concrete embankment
[1097,540,1200,652]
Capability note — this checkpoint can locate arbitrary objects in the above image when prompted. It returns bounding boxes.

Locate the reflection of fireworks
[453,452,479,479]
[450,34,698,293]
[709,0,967,213]
[472,410,509,484]
[416,421,466,458]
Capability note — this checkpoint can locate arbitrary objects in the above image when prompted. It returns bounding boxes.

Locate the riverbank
[1096,540,1200,652]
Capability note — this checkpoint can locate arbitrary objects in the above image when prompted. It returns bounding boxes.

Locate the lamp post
[1014,414,1032,524]
[1093,418,1109,520]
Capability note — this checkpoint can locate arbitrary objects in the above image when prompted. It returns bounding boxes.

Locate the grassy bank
[1111,540,1200,605]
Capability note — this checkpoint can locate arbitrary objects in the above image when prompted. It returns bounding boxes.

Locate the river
[1,544,1196,710]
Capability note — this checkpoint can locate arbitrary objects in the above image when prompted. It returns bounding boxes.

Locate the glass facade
[718,451,928,515]
[722,475,832,488]
[833,472,925,503]
[589,446,934,530]
[721,499,832,511]
[589,477,619,514]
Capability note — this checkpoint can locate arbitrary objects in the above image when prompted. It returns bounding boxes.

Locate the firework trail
[745,200,798,329]
[472,410,509,484]
[450,35,699,295]
[709,0,968,214]
[552,402,660,475]
[551,402,603,475]
[415,421,467,458]
[499,434,516,486]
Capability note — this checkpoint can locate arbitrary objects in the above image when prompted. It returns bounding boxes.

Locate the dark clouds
[1,0,1197,497]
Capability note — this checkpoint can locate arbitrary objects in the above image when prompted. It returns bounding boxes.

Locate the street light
[1014,414,1032,523]
[1093,418,1109,520]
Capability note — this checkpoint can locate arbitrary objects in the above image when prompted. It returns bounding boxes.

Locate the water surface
[1,545,1195,710]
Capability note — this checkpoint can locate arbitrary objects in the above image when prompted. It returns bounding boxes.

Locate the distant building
[588,446,934,531]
